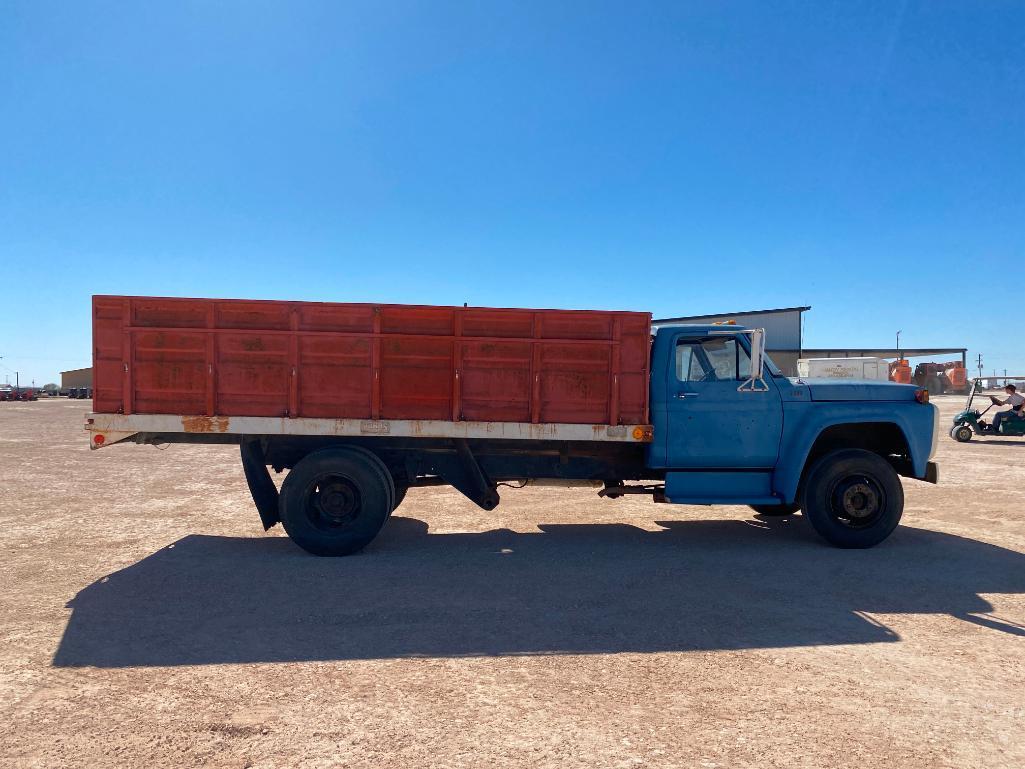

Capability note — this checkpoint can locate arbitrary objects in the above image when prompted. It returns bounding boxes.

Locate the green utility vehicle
[950,376,1025,441]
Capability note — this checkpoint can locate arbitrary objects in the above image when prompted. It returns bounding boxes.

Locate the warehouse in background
[652,306,967,382]
[60,367,93,394]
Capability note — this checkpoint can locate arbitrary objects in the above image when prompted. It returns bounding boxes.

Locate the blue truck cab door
[665,331,784,471]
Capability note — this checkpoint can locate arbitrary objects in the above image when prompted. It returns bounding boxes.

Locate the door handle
[674,392,700,399]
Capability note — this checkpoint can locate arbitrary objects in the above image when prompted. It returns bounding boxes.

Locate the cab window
[676,342,711,381]
[676,337,751,382]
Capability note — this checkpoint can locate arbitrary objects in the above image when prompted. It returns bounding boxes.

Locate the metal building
[60,367,93,393]
[653,306,810,375]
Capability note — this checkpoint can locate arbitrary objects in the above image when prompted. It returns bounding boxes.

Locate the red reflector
[915,389,929,404]
[94,434,105,445]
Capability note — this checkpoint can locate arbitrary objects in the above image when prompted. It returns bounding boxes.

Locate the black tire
[951,425,973,443]
[802,449,903,549]
[750,503,801,517]
[279,448,394,556]
[332,446,396,513]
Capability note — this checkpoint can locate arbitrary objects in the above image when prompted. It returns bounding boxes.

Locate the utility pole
[1,355,21,392]
[977,353,984,379]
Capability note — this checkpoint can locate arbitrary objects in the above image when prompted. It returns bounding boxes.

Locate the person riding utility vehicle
[982,384,1025,433]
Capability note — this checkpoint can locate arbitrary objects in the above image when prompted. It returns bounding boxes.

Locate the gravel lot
[2,395,1023,768]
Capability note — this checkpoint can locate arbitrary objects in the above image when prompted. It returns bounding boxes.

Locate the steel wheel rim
[304,473,362,530]
[827,474,885,529]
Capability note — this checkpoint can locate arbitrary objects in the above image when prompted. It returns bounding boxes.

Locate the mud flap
[240,438,280,529]
[431,439,501,510]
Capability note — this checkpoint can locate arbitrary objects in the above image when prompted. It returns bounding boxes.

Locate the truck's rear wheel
[802,449,903,549]
[750,503,801,517]
[279,448,394,556]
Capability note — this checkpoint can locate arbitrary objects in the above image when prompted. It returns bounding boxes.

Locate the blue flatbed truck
[88,317,939,556]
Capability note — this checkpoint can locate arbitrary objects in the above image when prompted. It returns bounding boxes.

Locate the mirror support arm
[709,327,770,393]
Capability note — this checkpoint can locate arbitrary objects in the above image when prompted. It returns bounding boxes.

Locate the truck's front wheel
[802,449,903,549]
[279,448,394,556]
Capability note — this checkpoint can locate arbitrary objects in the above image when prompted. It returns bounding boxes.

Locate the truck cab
[646,324,939,547]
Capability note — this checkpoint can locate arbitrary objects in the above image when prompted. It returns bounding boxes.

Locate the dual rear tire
[279,447,399,557]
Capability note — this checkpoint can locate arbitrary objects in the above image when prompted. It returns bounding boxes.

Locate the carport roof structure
[802,348,968,365]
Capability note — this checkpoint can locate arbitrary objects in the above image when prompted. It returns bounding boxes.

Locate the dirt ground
[1,396,1023,768]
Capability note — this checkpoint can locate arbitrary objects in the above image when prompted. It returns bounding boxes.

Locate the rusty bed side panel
[92,296,652,426]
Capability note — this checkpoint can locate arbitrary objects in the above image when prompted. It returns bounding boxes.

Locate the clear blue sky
[2,1,1023,386]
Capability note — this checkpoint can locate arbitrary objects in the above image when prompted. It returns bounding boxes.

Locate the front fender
[774,402,938,503]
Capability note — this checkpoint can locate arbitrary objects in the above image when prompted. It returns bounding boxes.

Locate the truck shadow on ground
[53,516,1025,667]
